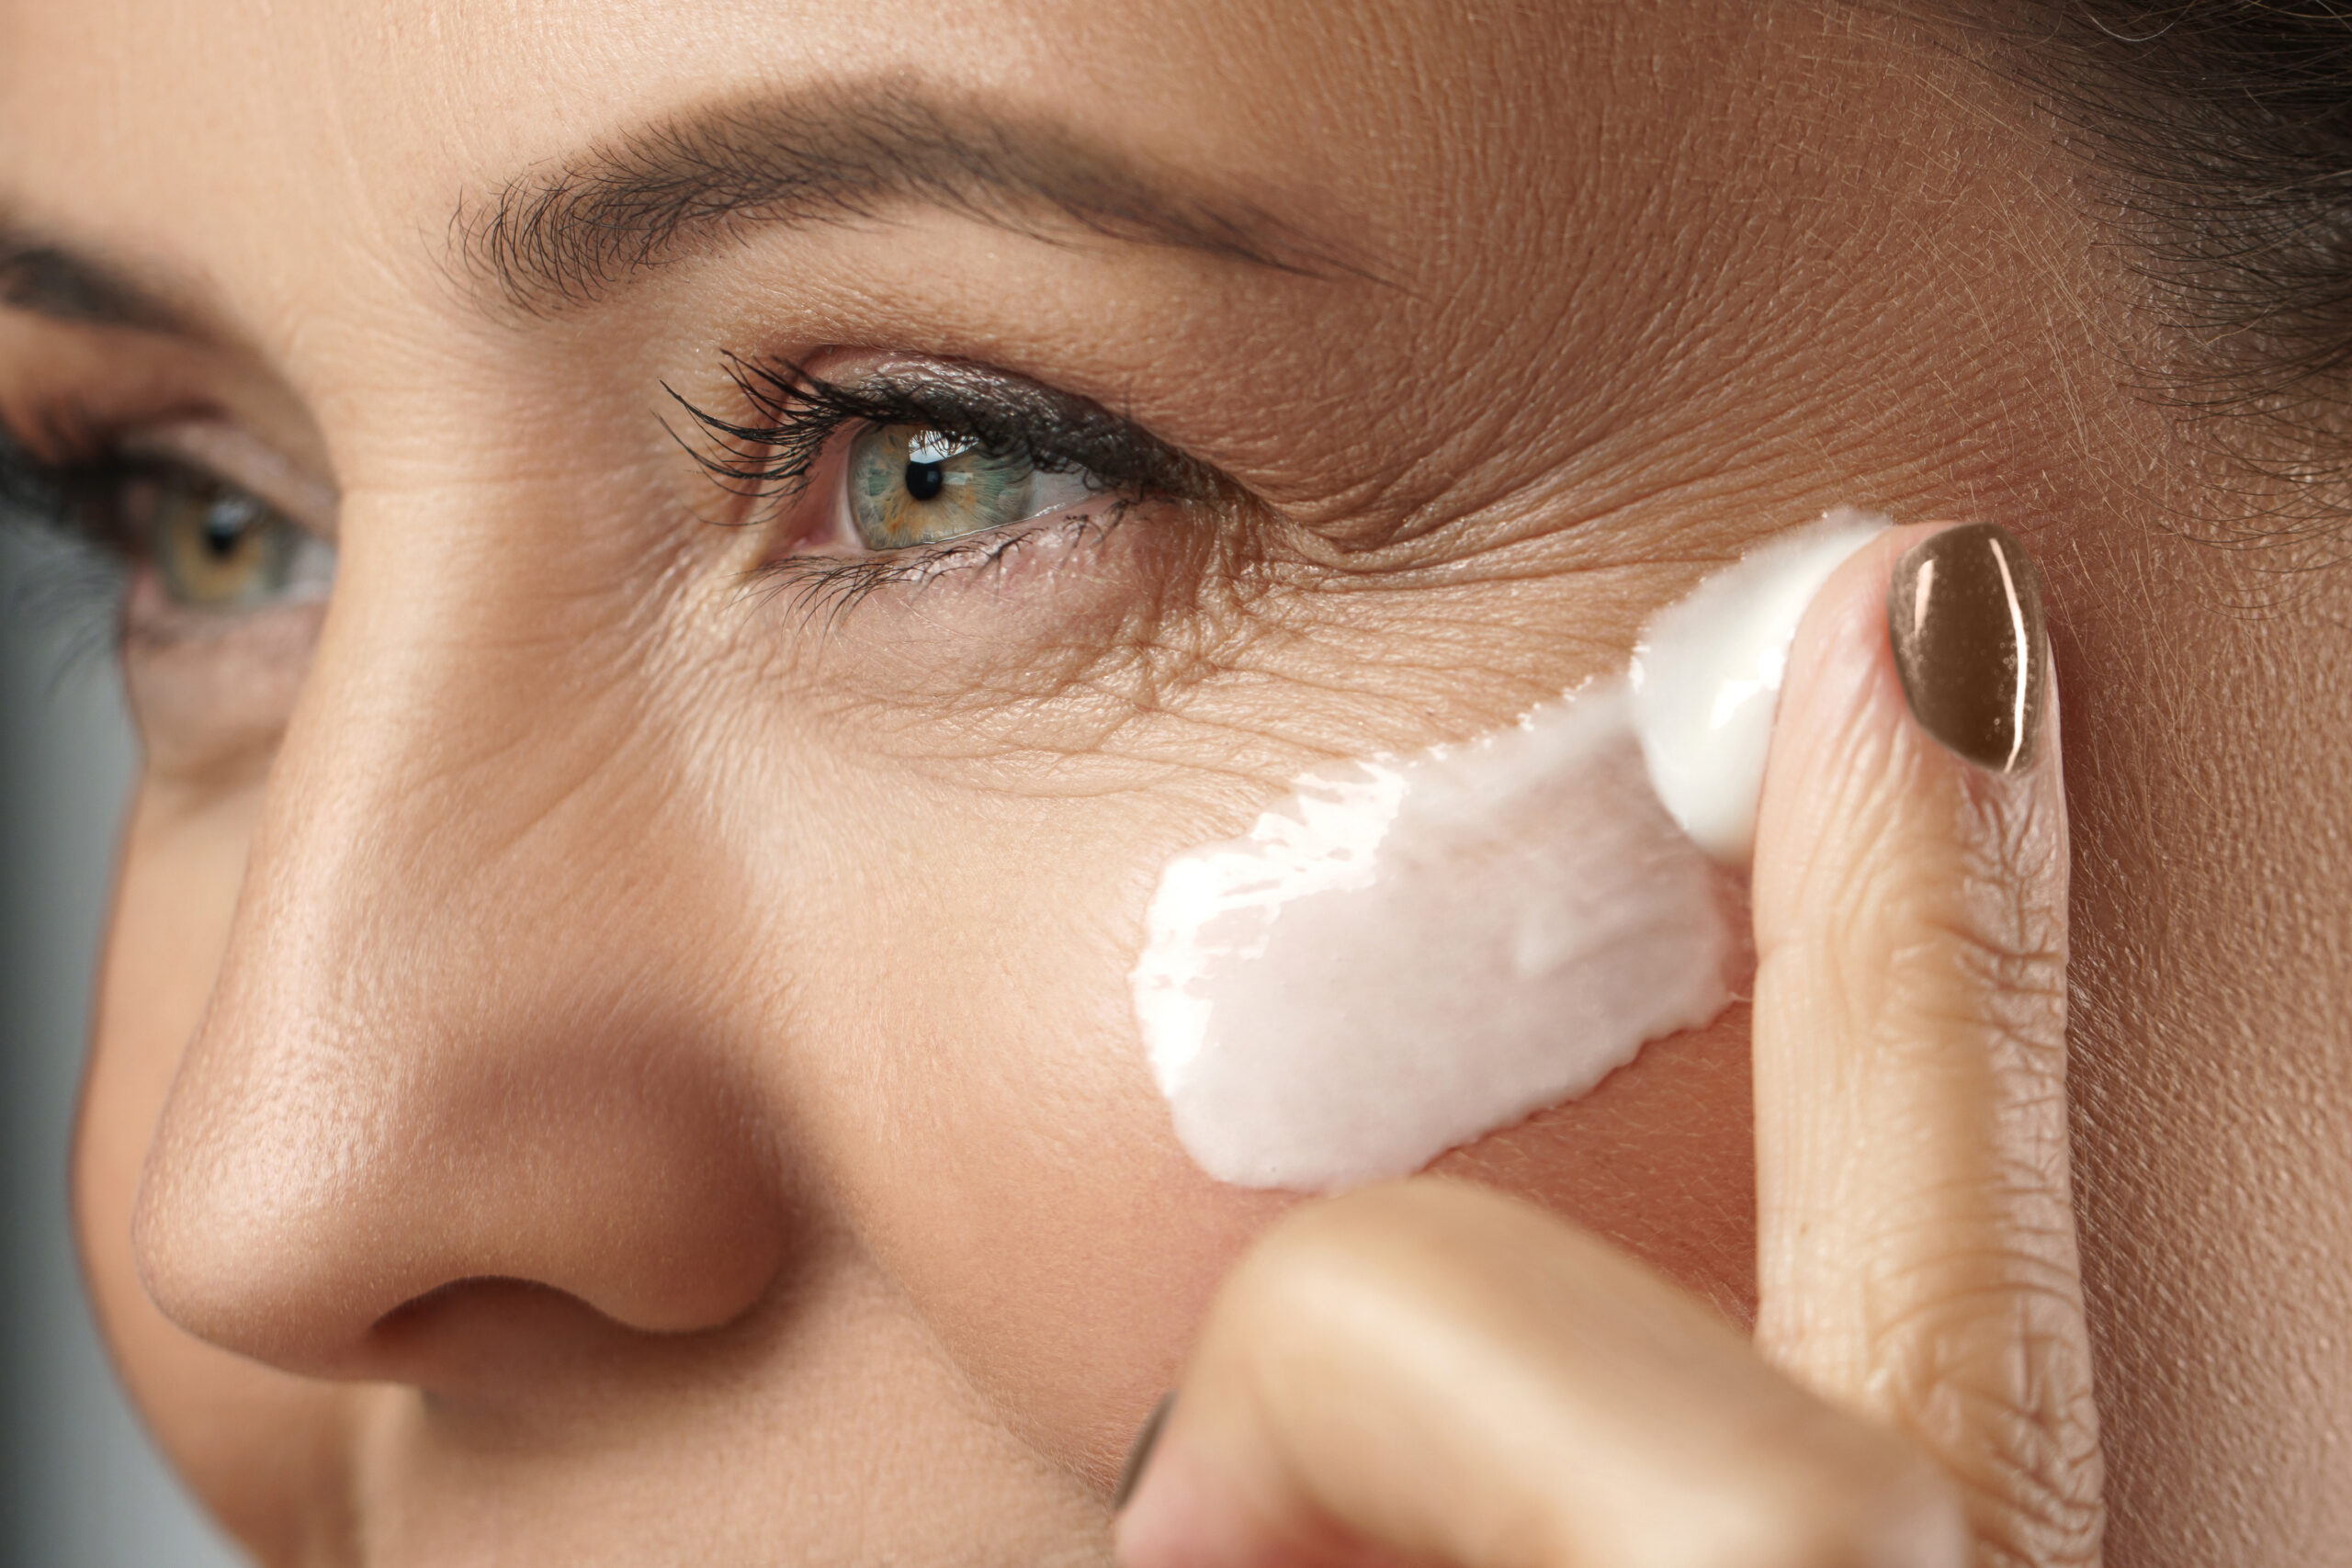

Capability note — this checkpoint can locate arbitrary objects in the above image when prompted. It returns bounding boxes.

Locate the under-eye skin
[671,355,1234,614]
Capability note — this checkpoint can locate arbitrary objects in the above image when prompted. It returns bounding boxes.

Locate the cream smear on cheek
[1130,511,1886,1191]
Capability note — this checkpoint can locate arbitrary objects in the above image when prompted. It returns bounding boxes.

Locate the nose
[130,555,790,1381]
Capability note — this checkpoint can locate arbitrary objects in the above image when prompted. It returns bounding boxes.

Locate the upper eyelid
[115,420,339,536]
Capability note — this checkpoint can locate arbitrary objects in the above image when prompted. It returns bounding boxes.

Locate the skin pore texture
[0,2,2348,1565]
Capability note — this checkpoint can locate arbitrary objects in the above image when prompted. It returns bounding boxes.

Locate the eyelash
[667,355,1229,615]
[1,421,148,558]
[0,427,140,667]
[0,422,137,558]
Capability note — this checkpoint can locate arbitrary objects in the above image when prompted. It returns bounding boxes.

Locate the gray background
[3,525,243,1566]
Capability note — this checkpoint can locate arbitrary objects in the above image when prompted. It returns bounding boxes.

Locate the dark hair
[1988,3,2352,513]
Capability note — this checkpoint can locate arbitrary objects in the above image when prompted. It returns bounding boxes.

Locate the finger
[1115,1179,1965,1568]
[1751,523,2102,1564]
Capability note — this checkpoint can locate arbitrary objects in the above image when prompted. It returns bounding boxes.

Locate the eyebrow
[0,229,188,333]
[459,80,1354,312]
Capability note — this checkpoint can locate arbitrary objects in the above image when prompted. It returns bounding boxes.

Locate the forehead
[0,0,2059,558]
[0,1,1741,333]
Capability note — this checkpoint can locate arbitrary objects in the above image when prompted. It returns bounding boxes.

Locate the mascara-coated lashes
[0,421,86,536]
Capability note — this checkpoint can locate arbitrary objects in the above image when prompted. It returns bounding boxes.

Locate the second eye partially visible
[2,416,336,624]
[130,462,334,613]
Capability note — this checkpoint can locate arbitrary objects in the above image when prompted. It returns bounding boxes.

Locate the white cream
[1629,511,1889,862]
[1131,512,1886,1191]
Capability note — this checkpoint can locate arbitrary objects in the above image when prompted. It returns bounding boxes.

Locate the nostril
[129,1045,794,1382]
[365,1278,662,1398]
[375,1276,568,1338]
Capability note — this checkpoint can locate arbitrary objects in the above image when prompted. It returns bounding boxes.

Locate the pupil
[200,501,248,559]
[903,460,946,503]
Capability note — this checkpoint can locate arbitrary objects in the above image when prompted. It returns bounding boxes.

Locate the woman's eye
[129,465,335,612]
[844,423,1096,551]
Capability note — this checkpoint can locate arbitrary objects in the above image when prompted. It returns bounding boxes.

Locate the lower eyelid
[754,499,1147,625]
[121,590,327,782]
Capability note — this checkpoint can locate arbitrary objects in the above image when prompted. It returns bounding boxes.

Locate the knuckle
[1867,1285,2106,1567]
[1869,886,2065,1011]
[1821,786,2068,1013]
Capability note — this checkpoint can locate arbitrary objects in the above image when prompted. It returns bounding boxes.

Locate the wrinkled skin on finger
[1752,525,2099,1565]
[0,0,2347,1563]
[1116,529,2096,1568]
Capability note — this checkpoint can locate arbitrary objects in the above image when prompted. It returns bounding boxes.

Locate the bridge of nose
[130,552,798,1380]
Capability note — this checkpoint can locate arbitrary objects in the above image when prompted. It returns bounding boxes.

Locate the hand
[1114,524,2102,1568]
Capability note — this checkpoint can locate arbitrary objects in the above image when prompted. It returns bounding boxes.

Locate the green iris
[847,424,1042,550]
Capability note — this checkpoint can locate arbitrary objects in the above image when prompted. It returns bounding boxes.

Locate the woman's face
[9,2,2351,1562]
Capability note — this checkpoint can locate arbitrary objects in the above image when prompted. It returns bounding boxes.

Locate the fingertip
[1756,520,2060,910]
[1110,1430,1212,1568]
[1114,1392,1176,1514]
[1751,524,1926,913]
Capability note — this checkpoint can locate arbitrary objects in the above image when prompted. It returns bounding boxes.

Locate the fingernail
[1888,523,2049,773]
[1113,1393,1175,1512]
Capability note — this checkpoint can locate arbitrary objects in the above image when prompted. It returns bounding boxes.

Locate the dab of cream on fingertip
[1628,511,1891,863]
[1129,509,1889,1192]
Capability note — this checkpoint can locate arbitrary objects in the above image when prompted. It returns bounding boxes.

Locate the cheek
[75,784,354,1557]
[781,766,1755,1487]
[768,782,1298,1483]
[1435,1008,1758,1325]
